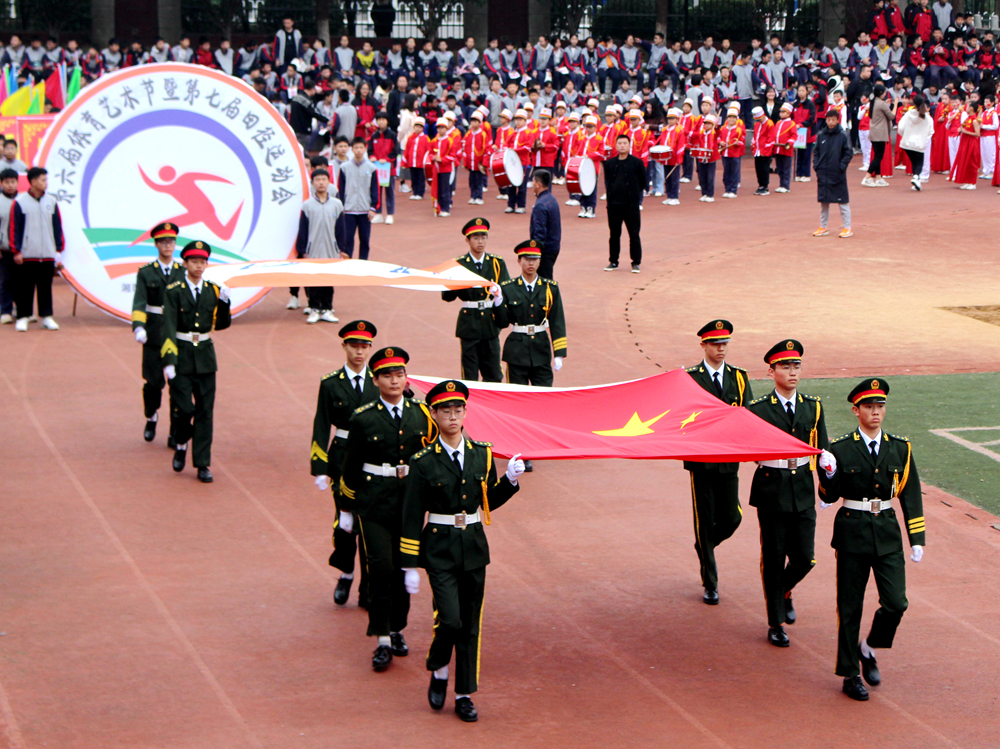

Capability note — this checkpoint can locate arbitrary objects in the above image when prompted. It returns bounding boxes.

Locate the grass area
[749,372,1000,516]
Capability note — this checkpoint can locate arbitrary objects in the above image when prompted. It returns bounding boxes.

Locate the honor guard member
[161,241,231,483]
[492,239,567,388]
[747,340,830,647]
[441,218,510,382]
[684,320,753,605]
[818,379,924,702]
[339,347,435,672]
[400,380,524,722]
[311,320,380,608]
[131,222,184,444]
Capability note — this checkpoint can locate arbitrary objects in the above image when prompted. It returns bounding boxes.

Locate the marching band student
[858,95,872,170]
[979,94,998,180]
[462,110,492,205]
[552,101,570,184]
[752,107,775,195]
[719,104,746,198]
[680,98,700,183]
[945,90,964,174]
[493,109,514,201]
[659,107,687,205]
[692,113,721,202]
[562,113,584,206]
[949,97,981,189]
[577,114,604,218]
[534,108,561,178]
[626,109,654,206]
[506,109,535,214]
[772,102,798,193]
[403,116,430,200]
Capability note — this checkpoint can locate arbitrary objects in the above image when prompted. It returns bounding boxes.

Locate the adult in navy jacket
[529,169,561,279]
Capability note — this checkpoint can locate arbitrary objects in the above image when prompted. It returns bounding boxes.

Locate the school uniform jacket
[400,438,519,571]
[310,366,379,479]
[493,276,567,366]
[684,363,752,473]
[747,391,829,513]
[441,252,511,341]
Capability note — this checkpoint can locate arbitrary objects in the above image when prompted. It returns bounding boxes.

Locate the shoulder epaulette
[749,395,769,406]
[685,365,701,373]
[471,439,493,448]
[730,365,748,373]
[141,260,155,269]
[204,279,219,289]
[321,370,338,381]
[830,433,852,444]
[411,445,433,460]
[802,394,820,401]
[500,278,515,286]
[353,401,377,415]
[544,278,558,286]
[887,432,910,443]
[173,262,181,268]
[166,280,183,289]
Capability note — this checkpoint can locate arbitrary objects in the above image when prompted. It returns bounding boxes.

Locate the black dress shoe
[372,644,393,671]
[333,577,352,606]
[703,588,719,605]
[454,696,478,722]
[172,448,187,473]
[428,675,447,710]
[523,460,533,472]
[167,435,176,449]
[784,597,796,624]
[144,419,157,442]
[390,632,408,656]
[197,467,213,483]
[860,649,881,686]
[768,626,790,647]
[843,675,870,701]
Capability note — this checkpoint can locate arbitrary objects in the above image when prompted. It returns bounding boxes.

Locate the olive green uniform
[819,430,924,677]
[311,366,379,576]
[131,260,185,423]
[400,438,518,695]
[684,362,752,591]
[442,253,510,382]
[747,391,828,626]
[492,276,567,386]
[161,277,231,468]
[340,398,434,637]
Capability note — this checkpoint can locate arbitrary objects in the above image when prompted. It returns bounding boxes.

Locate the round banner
[36,63,308,320]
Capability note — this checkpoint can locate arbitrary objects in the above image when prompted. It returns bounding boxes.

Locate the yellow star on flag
[593,411,670,437]
[679,411,702,429]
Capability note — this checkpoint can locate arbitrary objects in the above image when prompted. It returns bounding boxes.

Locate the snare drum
[650,145,671,164]
[491,148,524,189]
[565,156,597,196]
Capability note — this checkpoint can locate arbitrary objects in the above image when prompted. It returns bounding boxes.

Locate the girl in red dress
[950,101,981,189]
[930,98,952,173]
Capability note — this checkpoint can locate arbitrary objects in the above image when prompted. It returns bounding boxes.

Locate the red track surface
[3,159,1000,748]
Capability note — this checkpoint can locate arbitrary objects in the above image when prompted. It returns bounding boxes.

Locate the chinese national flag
[408,371,821,462]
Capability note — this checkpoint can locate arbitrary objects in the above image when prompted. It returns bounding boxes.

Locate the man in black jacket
[290,79,329,154]
[845,65,874,148]
[529,170,562,279]
[603,133,647,273]
[385,75,408,130]
[812,110,853,239]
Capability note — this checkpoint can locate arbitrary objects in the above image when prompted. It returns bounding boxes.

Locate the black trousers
[538,250,559,280]
[460,337,502,382]
[903,148,924,178]
[756,506,817,627]
[0,250,15,315]
[306,286,334,311]
[774,153,792,189]
[696,160,717,197]
[688,470,742,591]
[358,516,410,637]
[14,259,55,319]
[754,156,771,190]
[607,204,641,266]
[836,547,908,677]
[426,566,487,695]
[141,344,175,432]
[506,361,553,387]
[169,371,216,468]
[868,140,887,177]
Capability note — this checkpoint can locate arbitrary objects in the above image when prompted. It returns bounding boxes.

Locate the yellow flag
[26,80,44,114]
[0,83,32,116]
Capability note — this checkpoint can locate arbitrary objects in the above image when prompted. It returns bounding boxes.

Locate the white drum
[565,156,597,196]
[491,148,524,188]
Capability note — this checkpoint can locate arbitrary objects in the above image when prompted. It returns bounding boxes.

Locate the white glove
[134,327,147,344]
[315,475,330,491]
[338,510,353,534]
[819,501,833,509]
[818,450,837,477]
[403,568,420,595]
[490,283,503,306]
[910,545,923,563]
[219,286,230,303]
[553,356,563,372]
[505,453,525,483]
[164,365,176,381]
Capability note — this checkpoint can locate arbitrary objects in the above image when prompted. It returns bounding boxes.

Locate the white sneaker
[588,209,597,218]
[385,215,394,224]
[668,198,680,205]
[960,183,976,190]
[653,191,663,197]
[859,165,869,171]
[565,199,580,206]
[800,176,811,182]
[874,179,889,187]
[41,316,59,330]
[794,176,802,182]
[438,211,451,217]
[475,199,484,205]
[320,310,339,323]
[639,205,643,210]
[400,183,411,193]
[699,195,707,202]
[600,193,607,200]
[895,164,905,170]
[409,194,421,200]
[286,296,300,310]
[303,307,313,315]
[679,177,690,183]
[861,176,876,187]
[775,186,789,193]
[695,184,701,191]
[468,198,477,204]
[505,207,515,213]
[306,310,320,324]
[514,207,525,214]
[721,192,734,198]
[703,196,715,202]
[0,313,11,324]
[371,214,385,224]
[578,209,587,217]
[15,317,28,332]
[495,193,507,200]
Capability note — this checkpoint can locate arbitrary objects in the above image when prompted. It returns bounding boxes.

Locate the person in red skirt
[944,91,964,177]
[929,94,952,173]
[949,99,981,189]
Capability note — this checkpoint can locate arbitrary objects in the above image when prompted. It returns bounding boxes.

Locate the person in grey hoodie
[732,51,757,133]
[297,168,346,323]
[338,138,380,260]
[11,167,63,332]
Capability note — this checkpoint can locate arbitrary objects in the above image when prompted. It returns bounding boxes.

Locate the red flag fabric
[408,371,822,462]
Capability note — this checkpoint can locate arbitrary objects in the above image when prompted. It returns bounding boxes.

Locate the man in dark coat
[529,170,562,279]
[811,109,853,239]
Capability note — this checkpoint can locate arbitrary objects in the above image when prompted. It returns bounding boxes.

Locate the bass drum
[565,156,597,196]
[649,145,671,164]
[491,148,524,189]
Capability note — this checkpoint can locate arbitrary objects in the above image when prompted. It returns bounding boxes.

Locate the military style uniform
[492,241,567,387]
[131,222,184,441]
[340,348,435,647]
[442,218,510,382]
[818,379,924,690]
[311,322,380,589]
[400,380,521,721]
[161,241,231,473]
[684,320,752,599]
